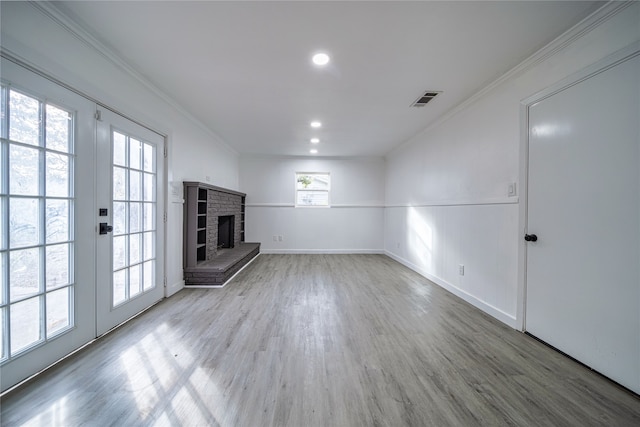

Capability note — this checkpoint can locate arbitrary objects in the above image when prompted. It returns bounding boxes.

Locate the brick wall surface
[206,190,243,259]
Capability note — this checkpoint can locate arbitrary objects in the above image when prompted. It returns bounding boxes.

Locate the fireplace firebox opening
[218,215,235,249]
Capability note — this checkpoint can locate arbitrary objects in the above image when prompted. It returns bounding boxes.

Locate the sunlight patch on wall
[407,207,434,270]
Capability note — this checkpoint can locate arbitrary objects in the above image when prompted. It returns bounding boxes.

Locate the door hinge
[163,276,167,287]
[94,110,102,121]
[163,146,168,158]
[163,212,167,223]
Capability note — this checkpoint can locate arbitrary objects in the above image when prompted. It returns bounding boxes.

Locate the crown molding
[388,1,635,157]
[28,1,238,156]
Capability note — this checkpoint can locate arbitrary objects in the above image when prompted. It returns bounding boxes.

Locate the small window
[296,173,330,207]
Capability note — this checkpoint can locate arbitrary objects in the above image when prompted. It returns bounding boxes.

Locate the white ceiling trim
[387,0,631,157]
[28,0,238,156]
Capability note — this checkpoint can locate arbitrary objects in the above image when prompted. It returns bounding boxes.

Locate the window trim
[295,172,331,208]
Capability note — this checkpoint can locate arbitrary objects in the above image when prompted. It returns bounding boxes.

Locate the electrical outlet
[459,264,465,276]
[278,235,283,242]
[508,182,517,197]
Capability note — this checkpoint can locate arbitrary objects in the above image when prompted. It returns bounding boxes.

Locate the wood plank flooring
[2,254,639,426]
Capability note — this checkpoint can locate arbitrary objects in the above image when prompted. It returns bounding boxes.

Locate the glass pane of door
[111,131,157,307]
[1,86,75,361]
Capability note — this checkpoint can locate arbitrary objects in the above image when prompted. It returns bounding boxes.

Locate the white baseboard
[384,250,517,329]
[166,279,184,297]
[260,249,385,254]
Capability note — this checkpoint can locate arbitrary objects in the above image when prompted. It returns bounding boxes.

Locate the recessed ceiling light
[310,121,322,128]
[310,138,320,144]
[312,52,330,66]
[310,149,318,154]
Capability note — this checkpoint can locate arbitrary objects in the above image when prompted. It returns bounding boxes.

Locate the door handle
[99,223,113,235]
[524,234,538,242]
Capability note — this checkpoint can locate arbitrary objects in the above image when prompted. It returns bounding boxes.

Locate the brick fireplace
[206,190,242,258]
[183,182,260,287]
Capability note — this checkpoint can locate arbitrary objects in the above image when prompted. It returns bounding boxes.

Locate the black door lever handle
[99,223,113,235]
[524,234,538,242]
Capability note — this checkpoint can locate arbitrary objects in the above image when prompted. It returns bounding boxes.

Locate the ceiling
[53,1,604,157]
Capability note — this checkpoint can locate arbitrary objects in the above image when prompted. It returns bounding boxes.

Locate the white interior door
[96,108,164,335]
[0,59,96,391]
[525,53,640,393]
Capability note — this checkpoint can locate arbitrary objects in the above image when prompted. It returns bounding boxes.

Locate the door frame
[516,41,640,331]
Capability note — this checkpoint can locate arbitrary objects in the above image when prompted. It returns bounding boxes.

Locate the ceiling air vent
[411,91,442,107]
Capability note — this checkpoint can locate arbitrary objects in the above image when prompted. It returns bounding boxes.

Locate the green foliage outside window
[297,175,313,188]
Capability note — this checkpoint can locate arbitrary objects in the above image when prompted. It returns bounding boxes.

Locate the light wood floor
[2,254,639,426]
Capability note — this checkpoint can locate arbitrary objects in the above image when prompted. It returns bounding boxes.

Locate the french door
[95,109,164,335]
[0,58,165,392]
[0,58,96,391]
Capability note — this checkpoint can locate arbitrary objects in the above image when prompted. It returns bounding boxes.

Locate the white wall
[240,156,384,252]
[384,3,640,328]
[1,2,240,295]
